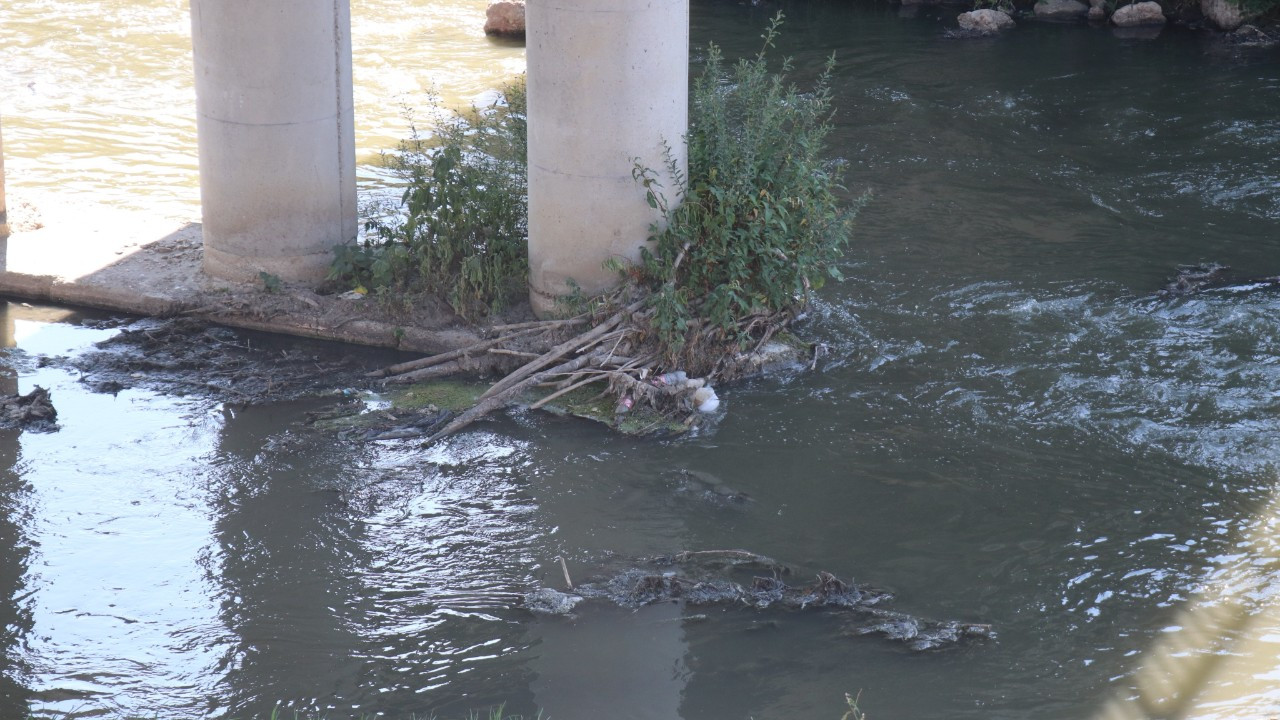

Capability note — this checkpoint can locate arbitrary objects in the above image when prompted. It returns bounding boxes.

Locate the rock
[1201,0,1248,30]
[1229,24,1280,45]
[1088,5,1107,19]
[484,0,525,37]
[1111,1,1166,25]
[958,9,1017,33]
[1034,0,1090,20]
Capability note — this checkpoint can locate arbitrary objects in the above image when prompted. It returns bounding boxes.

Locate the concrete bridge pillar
[526,0,689,317]
[190,0,357,286]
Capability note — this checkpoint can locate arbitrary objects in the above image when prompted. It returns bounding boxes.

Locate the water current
[2,1,1280,718]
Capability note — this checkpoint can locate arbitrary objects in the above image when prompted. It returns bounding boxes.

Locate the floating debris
[0,385,57,432]
[1156,263,1280,299]
[523,587,583,616]
[1158,264,1233,298]
[520,551,993,651]
[667,469,754,506]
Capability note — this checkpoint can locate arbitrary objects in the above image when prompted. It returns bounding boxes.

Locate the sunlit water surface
[3,1,1280,718]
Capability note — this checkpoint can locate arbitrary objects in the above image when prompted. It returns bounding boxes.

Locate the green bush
[634,14,862,361]
[330,80,528,320]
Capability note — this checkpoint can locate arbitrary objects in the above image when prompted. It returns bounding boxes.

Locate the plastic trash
[693,386,719,413]
[615,394,635,414]
[654,370,688,386]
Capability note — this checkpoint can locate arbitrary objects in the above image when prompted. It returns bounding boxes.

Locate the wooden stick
[489,316,588,333]
[384,358,494,384]
[554,556,574,590]
[368,326,546,378]
[476,299,643,403]
[487,348,540,359]
[529,373,607,410]
[423,351,604,444]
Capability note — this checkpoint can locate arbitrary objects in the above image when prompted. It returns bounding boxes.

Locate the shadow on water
[0,304,37,713]
[202,402,372,718]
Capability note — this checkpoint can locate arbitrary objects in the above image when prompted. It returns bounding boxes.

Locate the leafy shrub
[634,14,862,362]
[330,80,528,320]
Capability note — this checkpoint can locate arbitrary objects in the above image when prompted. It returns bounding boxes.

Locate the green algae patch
[521,382,691,437]
[389,379,486,412]
[309,378,689,439]
[305,380,486,437]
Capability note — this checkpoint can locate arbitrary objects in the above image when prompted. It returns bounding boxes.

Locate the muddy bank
[43,316,785,441]
[51,317,385,404]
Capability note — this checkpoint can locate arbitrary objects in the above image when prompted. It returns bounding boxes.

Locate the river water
[2,1,1280,719]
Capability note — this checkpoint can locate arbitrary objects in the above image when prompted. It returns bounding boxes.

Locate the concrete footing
[190,0,357,286]
[0,191,483,355]
[526,0,689,317]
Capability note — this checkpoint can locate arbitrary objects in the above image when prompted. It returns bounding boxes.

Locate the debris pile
[0,386,57,432]
[521,550,993,652]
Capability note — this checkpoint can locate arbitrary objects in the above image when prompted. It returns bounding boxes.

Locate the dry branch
[369,326,547,378]
[423,350,606,444]
[529,373,609,410]
[490,317,589,333]
[384,358,499,384]
[477,299,645,403]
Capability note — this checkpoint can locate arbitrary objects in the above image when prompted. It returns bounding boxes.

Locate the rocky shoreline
[906,0,1276,41]
[483,0,1277,46]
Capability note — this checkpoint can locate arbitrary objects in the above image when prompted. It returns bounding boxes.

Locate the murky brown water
[0,0,524,217]
[4,1,1280,719]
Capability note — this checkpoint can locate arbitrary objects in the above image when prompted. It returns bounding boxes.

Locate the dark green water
[3,2,1280,719]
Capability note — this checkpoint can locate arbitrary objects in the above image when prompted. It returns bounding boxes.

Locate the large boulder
[958,8,1017,32]
[1200,0,1249,30]
[1111,1,1166,25]
[1034,0,1090,20]
[484,0,525,37]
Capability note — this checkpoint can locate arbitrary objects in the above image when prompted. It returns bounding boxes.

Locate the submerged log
[1158,264,1280,299]
[520,551,994,652]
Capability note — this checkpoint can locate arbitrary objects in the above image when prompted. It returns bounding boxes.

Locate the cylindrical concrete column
[526,0,689,317]
[191,0,357,286]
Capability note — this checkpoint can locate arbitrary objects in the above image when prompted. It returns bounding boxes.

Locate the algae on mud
[314,377,695,440]
[48,316,804,441]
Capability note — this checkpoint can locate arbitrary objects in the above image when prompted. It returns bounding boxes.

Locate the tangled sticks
[366,292,803,445]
